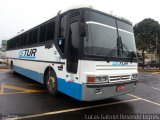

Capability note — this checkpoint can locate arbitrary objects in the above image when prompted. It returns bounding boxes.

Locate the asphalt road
[0,64,160,120]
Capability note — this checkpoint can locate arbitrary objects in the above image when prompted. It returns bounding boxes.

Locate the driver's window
[67,21,80,74]
[69,21,80,59]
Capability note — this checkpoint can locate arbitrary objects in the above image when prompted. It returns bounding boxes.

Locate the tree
[134,18,160,69]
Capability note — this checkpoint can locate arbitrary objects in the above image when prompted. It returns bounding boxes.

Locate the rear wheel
[45,70,58,96]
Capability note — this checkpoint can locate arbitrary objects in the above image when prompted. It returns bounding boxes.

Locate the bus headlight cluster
[101,76,109,82]
[131,74,138,80]
[87,76,109,83]
[95,77,101,83]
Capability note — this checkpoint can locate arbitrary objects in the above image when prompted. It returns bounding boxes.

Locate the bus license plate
[116,85,125,91]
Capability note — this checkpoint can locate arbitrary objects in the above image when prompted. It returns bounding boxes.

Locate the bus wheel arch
[44,66,53,84]
[44,66,58,96]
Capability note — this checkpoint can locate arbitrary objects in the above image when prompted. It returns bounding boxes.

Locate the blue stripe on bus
[19,56,36,59]
[13,65,44,83]
[13,65,82,100]
[57,78,82,100]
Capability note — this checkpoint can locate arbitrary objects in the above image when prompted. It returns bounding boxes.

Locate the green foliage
[134,18,160,53]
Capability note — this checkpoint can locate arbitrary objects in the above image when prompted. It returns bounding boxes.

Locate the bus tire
[46,69,58,96]
[10,61,15,74]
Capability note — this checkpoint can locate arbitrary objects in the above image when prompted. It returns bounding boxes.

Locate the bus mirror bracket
[45,43,53,49]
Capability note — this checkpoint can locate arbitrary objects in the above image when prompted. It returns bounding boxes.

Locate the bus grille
[109,75,131,82]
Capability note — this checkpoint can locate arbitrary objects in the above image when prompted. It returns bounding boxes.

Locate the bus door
[57,11,80,82]
[66,18,80,82]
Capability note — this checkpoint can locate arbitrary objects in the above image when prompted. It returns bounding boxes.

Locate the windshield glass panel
[84,11,118,57]
[83,11,137,59]
[117,20,137,58]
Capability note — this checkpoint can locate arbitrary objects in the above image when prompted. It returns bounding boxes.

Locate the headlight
[101,76,109,82]
[95,77,101,83]
[132,74,138,80]
[87,76,109,83]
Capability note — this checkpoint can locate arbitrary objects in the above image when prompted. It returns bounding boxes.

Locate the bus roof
[8,6,132,40]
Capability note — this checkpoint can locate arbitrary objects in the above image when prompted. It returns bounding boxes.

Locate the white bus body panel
[6,45,138,101]
[79,60,138,101]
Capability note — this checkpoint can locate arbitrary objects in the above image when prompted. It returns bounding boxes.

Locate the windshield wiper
[105,37,120,63]
[119,38,136,63]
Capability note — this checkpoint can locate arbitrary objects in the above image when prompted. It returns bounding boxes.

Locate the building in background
[0,40,7,58]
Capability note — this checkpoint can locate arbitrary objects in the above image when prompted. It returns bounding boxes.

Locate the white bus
[6,7,138,101]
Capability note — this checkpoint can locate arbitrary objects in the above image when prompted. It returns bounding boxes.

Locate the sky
[0,0,160,44]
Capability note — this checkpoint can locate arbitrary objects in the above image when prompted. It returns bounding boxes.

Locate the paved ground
[0,64,160,120]
[0,63,8,71]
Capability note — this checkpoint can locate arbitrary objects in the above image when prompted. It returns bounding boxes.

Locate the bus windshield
[83,11,137,59]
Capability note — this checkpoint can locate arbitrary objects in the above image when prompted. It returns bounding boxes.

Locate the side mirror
[55,10,61,42]
[45,42,53,49]
[79,22,86,37]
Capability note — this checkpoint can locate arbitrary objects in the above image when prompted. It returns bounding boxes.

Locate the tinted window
[20,35,23,46]
[117,21,133,32]
[84,11,117,27]
[23,34,27,46]
[16,37,20,48]
[40,24,47,42]
[8,40,11,49]
[12,38,15,48]
[67,21,80,74]
[46,21,55,41]
[7,40,10,49]
[117,20,136,56]
[69,21,80,58]
[84,11,118,57]
[20,34,27,46]
[28,31,33,45]
[32,28,38,44]
[11,39,14,48]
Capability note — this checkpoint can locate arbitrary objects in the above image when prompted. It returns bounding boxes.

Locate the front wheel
[46,70,58,96]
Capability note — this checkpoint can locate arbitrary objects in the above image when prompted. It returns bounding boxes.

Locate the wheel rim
[47,76,56,92]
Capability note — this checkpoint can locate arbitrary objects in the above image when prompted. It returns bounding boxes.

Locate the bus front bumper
[81,80,138,101]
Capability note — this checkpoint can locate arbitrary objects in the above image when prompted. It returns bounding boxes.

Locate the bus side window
[32,28,38,44]
[28,31,33,45]
[16,37,20,48]
[39,24,47,43]
[46,21,55,41]
[20,35,26,46]
[58,15,67,54]
[23,33,27,46]
[12,38,15,49]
